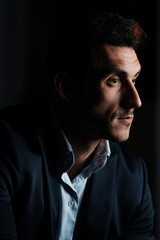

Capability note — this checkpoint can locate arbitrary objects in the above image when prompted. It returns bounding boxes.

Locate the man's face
[76,44,142,142]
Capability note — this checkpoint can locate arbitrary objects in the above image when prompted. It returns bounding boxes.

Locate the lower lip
[118,117,133,125]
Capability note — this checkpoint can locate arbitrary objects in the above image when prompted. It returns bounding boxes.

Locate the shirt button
[68,200,75,207]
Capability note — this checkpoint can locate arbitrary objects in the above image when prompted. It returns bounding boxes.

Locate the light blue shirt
[58,137,111,240]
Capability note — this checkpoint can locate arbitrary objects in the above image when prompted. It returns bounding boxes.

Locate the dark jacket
[0,96,155,240]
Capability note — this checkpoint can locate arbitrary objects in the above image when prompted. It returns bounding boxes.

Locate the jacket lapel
[73,153,118,240]
[37,135,62,240]
[36,98,63,240]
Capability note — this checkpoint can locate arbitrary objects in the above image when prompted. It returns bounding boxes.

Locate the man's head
[51,11,146,142]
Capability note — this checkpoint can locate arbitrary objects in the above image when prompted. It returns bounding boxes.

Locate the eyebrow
[94,67,142,79]
[134,68,141,77]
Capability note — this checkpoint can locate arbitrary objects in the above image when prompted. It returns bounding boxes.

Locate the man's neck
[66,134,100,180]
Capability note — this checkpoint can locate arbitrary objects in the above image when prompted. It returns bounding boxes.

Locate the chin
[116,134,130,142]
[108,130,130,143]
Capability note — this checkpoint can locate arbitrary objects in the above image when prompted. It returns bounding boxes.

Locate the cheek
[80,82,121,116]
[93,90,118,114]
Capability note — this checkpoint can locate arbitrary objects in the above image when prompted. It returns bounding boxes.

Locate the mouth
[117,115,134,125]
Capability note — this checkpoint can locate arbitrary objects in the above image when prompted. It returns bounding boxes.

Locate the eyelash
[106,77,138,86]
[109,78,119,83]
[107,77,120,86]
[132,79,137,85]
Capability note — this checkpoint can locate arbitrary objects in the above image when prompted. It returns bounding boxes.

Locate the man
[0,10,155,239]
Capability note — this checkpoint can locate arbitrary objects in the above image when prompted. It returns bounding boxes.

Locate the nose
[121,81,142,109]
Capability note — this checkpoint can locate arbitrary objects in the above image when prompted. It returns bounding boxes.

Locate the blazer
[0,96,155,240]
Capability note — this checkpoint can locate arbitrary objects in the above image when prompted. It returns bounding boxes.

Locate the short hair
[49,10,147,79]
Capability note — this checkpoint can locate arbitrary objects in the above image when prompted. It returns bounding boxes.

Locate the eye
[132,78,138,85]
[106,76,120,86]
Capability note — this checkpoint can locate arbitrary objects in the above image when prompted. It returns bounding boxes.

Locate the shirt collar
[56,130,74,175]
[57,131,111,178]
[81,139,111,178]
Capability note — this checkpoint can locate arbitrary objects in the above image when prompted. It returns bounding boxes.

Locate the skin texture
[54,44,142,178]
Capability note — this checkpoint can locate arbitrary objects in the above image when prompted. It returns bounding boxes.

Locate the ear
[54,71,73,101]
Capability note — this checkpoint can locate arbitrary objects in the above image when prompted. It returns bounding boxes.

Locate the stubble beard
[83,111,133,142]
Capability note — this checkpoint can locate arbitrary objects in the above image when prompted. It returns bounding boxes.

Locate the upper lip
[118,115,133,119]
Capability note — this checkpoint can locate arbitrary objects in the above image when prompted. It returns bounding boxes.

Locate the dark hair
[49,10,147,78]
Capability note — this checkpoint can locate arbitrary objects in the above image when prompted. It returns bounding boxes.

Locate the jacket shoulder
[0,101,36,128]
[109,141,147,175]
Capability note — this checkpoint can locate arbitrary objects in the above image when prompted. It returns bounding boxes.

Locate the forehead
[92,44,141,76]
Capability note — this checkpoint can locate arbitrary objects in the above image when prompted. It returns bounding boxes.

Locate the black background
[0,0,159,237]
